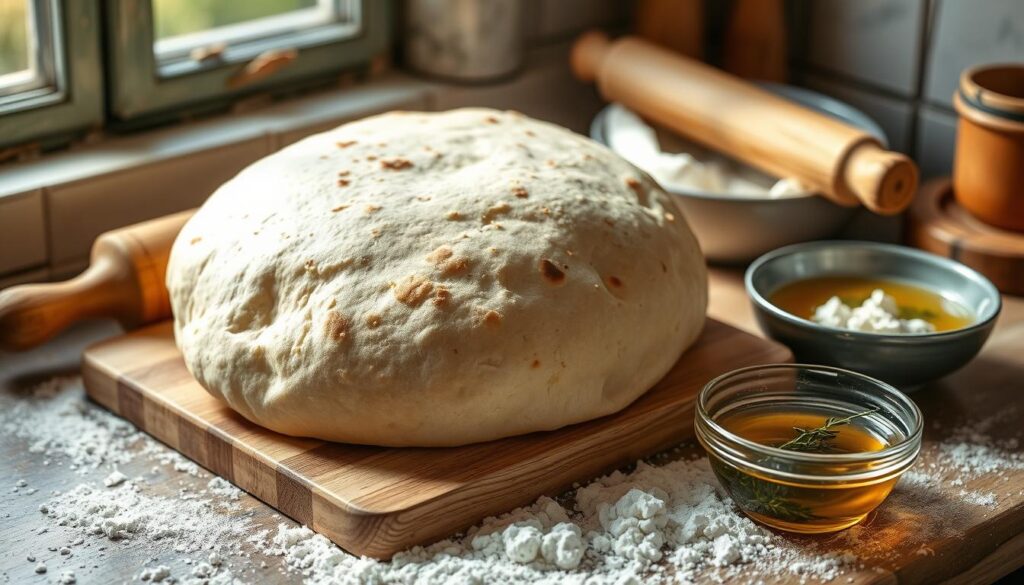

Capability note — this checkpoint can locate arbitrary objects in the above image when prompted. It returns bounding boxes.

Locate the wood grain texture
[906,178,1024,295]
[80,318,791,559]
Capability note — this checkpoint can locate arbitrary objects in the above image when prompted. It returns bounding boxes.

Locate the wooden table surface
[2,267,1022,584]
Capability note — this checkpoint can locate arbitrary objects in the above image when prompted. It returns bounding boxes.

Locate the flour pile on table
[5,376,1021,584]
[256,457,858,584]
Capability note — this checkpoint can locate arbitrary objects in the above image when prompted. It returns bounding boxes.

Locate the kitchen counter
[2,267,1023,584]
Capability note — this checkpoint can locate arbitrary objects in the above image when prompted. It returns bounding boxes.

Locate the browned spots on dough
[304,259,316,270]
[482,202,511,224]
[539,259,565,284]
[331,204,349,213]
[370,228,382,238]
[545,159,557,168]
[440,256,469,276]
[364,204,381,214]
[338,170,350,176]
[366,154,378,161]
[190,236,202,245]
[336,140,357,148]
[365,314,382,329]
[426,245,454,264]
[416,195,432,202]
[446,211,462,220]
[432,286,451,308]
[337,179,350,187]
[607,275,623,289]
[625,177,643,194]
[525,130,536,137]
[512,186,529,198]
[380,157,412,170]
[394,275,433,307]
[664,211,675,222]
[485,115,499,124]
[480,310,502,328]
[531,359,541,369]
[324,311,350,342]
[427,245,469,276]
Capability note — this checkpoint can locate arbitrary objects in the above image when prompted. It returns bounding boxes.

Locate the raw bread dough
[166,108,707,446]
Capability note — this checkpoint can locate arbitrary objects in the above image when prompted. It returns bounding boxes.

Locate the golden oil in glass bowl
[695,364,923,534]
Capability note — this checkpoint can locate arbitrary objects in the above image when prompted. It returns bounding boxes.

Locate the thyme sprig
[725,467,818,521]
[777,407,879,453]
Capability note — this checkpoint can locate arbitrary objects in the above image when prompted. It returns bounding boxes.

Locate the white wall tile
[47,138,268,265]
[806,0,925,96]
[916,105,958,179]
[924,0,1024,108]
[0,190,47,274]
[802,74,915,153]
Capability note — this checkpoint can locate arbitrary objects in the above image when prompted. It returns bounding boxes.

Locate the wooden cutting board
[81,318,790,559]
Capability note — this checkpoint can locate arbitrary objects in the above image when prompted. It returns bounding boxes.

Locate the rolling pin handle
[0,256,135,352]
[571,30,612,83]
[844,144,919,215]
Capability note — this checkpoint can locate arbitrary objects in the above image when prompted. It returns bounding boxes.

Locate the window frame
[0,0,103,150]
[106,0,391,122]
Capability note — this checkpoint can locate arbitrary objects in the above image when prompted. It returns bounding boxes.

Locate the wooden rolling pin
[0,210,194,351]
[571,31,918,214]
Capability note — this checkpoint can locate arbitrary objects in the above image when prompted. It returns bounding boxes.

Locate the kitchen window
[0,0,390,149]
[0,0,103,150]
[107,0,388,122]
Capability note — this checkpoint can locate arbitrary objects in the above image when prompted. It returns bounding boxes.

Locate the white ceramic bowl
[590,84,888,264]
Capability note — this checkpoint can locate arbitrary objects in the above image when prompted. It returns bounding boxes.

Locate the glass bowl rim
[696,363,924,465]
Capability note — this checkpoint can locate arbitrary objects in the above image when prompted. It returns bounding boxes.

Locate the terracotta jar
[953,64,1024,232]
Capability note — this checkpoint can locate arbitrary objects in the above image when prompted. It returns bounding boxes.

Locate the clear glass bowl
[695,364,923,533]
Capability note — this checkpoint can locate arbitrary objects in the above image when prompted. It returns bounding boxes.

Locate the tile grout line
[907,0,941,164]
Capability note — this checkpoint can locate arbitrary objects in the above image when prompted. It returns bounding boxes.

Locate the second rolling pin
[0,210,193,351]
[571,31,918,214]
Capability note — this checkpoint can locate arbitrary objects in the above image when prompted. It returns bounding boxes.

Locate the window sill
[0,42,603,285]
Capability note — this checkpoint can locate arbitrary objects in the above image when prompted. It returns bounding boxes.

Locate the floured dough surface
[166,108,707,447]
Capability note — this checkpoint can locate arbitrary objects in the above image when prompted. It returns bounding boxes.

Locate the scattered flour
[255,458,858,584]
[6,376,1024,584]
[39,481,251,553]
[2,377,146,472]
[104,470,129,487]
[140,565,172,581]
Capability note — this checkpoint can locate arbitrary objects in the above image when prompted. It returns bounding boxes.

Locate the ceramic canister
[953,64,1024,232]
[403,0,523,82]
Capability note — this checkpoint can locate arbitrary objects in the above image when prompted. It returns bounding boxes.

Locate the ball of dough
[167,108,707,447]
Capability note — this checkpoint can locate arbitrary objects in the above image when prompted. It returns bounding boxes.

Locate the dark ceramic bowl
[745,241,1001,388]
